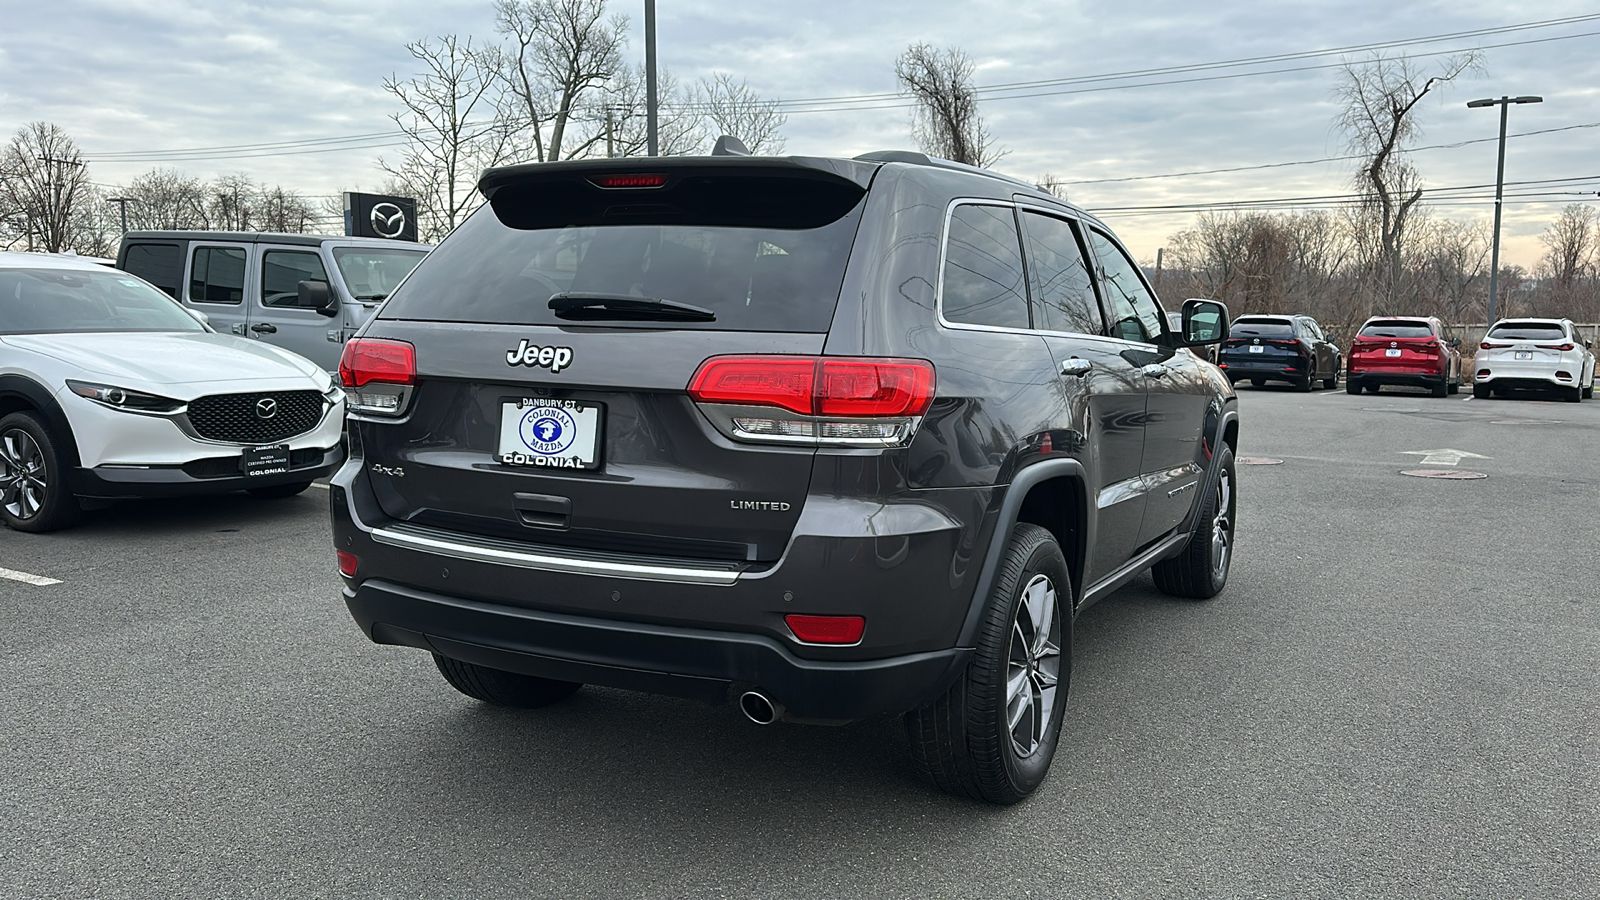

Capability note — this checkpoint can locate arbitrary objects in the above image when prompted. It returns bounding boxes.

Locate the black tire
[1249,377,1264,387]
[1473,383,1491,400]
[247,480,313,499]
[0,412,82,534]
[1365,383,1380,394]
[1298,375,1314,393]
[1584,384,1594,400]
[1448,380,1460,395]
[1430,377,1448,398]
[1323,373,1338,390]
[1564,385,1582,403]
[905,523,1070,805]
[1345,378,1361,395]
[1152,445,1235,600]
[432,654,583,708]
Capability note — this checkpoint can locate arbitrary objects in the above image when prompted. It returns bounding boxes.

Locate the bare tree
[1414,217,1491,322]
[255,186,318,233]
[116,168,211,230]
[1034,174,1069,200]
[895,44,999,167]
[1335,51,1479,313]
[208,173,257,231]
[381,35,509,240]
[1535,204,1599,321]
[0,122,96,252]
[605,65,703,157]
[692,73,786,153]
[493,0,627,162]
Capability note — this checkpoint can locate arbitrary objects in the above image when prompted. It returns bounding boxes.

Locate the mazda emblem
[255,398,279,419]
[370,203,407,239]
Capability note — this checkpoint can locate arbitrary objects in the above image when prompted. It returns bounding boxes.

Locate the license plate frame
[498,399,602,470]
[1514,351,1533,360]
[241,443,292,478]
[1386,348,1402,357]
[1248,345,1265,354]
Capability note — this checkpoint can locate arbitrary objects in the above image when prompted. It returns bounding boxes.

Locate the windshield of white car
[1487,322,1566,341]
[1359,320,1434,338]
[0,268,205,335]
[332,248,427,301]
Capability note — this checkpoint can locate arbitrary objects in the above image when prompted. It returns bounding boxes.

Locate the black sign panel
[343,193,418,242]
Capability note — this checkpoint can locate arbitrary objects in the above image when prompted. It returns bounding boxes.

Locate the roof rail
[853,150,1045,192]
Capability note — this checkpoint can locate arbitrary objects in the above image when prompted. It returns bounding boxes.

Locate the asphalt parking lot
[3,385,1596,899]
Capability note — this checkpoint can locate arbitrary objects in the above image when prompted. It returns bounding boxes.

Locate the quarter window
[1087,229,1164,344]
[188,246,246,305]
[1021,211,1100,335]
[122,243,183,298]
[941,204,1030,330]
[261,250,330,308]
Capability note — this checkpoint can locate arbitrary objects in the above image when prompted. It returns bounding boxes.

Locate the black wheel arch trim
[0,375,80,468]
[955,457,1091,647]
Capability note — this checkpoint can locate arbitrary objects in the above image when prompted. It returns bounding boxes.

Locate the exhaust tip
[738,691,781,725]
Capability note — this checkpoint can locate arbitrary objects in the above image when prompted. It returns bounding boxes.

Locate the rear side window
[189,246,246,304]
[1232,318,1295,337]
[381,176,865,332]
[1487,322,1566,341]
[1021,211,1100,335]
[941,204,1030,330]
[1359,320,1434,339]
[122,243,182,298]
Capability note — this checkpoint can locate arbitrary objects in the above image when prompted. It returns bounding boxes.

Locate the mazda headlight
[67,381,184,413]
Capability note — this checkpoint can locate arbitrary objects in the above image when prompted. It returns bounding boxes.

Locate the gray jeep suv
[329,150,1238,804]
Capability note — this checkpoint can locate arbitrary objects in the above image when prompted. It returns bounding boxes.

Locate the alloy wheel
[1211,468,1233,580]
[0,428,48,520]
[1006,573,1063,758]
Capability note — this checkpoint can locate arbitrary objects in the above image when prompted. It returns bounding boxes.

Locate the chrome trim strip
[370,526,741,586]
[1096,474,1147,509]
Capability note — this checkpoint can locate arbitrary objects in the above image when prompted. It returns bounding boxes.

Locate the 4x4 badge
[506,339,574,372]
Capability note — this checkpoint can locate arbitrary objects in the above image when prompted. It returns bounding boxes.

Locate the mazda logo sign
[370,203,407,239]
[255,398,279,420]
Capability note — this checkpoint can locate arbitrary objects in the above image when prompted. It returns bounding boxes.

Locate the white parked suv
[1472,317,1597,402]
[0,252,345,532]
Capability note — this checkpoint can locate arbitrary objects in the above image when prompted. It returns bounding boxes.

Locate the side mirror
[1450,338,1462,348]
[1181,298,1229,345]
[298,280,340,318]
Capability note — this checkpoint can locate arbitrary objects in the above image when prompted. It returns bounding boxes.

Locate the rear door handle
[1060,358,1093,377]
[251,322,278,334]
[1141,363,1169,379]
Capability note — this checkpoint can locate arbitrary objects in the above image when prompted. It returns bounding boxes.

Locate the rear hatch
[1479,321,1570,369]
[349,158,877,566]
[1220,318,1304,367]
[1351,319,1440,372]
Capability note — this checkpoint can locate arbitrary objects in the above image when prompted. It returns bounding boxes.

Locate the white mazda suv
[0,252,344,532]
[1472,317,1597,402]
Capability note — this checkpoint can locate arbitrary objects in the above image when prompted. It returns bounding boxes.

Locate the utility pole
[645,0,658,157]
[37,154,84,253]
[1467,95,1542,325]
[108,197,135,235]
[606,108,616,159]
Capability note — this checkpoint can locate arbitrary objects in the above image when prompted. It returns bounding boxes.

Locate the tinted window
[0,268,205,334]
[261,250,330,308]
[122,243,182,298]
[1087,229,1163,343]
[1487,322,1567,341]
[380,202,864,332]
[333,248,427,300]
[942,204,1029,330]
[189,246,246,304]
[1021,211,1100,334]
[1359,320,1434,339]
[1233,318,1295,337]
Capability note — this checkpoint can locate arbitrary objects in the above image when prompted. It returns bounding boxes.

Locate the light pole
[644,0,658,157]
[1467,94,1542,325]
[107,197,135,235]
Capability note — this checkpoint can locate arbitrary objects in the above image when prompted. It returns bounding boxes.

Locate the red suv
[1346,316,1462,397]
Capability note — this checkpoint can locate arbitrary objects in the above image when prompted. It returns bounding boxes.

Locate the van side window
[1086,229,1163,344]
[189,247,246,305]
[261,250,330,308]
[941,204,1030,330]
[122,243,183,298]
[1020,211,1101,335]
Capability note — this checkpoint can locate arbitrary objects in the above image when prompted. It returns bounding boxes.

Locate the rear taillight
[1538,343,1576,351]
[339,338,417,416]
[1481,342,1510,350]
[688,355,935,448]
[785,614,866,645]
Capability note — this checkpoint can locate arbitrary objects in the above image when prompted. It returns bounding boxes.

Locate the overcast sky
[4,0,1598,270]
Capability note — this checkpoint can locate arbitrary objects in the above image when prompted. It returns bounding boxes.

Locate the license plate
[498,399,602,469]
[1386,348,1402,357]
[241,444,291,477]
[1248,345,1264,353]
[1515,351,1533,360]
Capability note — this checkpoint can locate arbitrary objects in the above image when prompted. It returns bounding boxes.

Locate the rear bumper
[345,579,969,723]
[72,445,343,499]
[1219,358,1309,380]
[1473,359,1577,387]
[1347,364,1446,388]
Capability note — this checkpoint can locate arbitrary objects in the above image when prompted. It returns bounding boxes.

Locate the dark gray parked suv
[330,150,1239,804]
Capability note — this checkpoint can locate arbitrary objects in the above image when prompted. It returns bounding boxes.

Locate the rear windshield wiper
[548,292,716,322]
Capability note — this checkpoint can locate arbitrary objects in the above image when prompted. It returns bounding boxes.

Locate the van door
[248,245,339,370]
[183,242,251,337]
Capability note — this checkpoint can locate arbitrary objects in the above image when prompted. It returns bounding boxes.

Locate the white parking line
[309,482,330,490]
[0,566,62,586]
